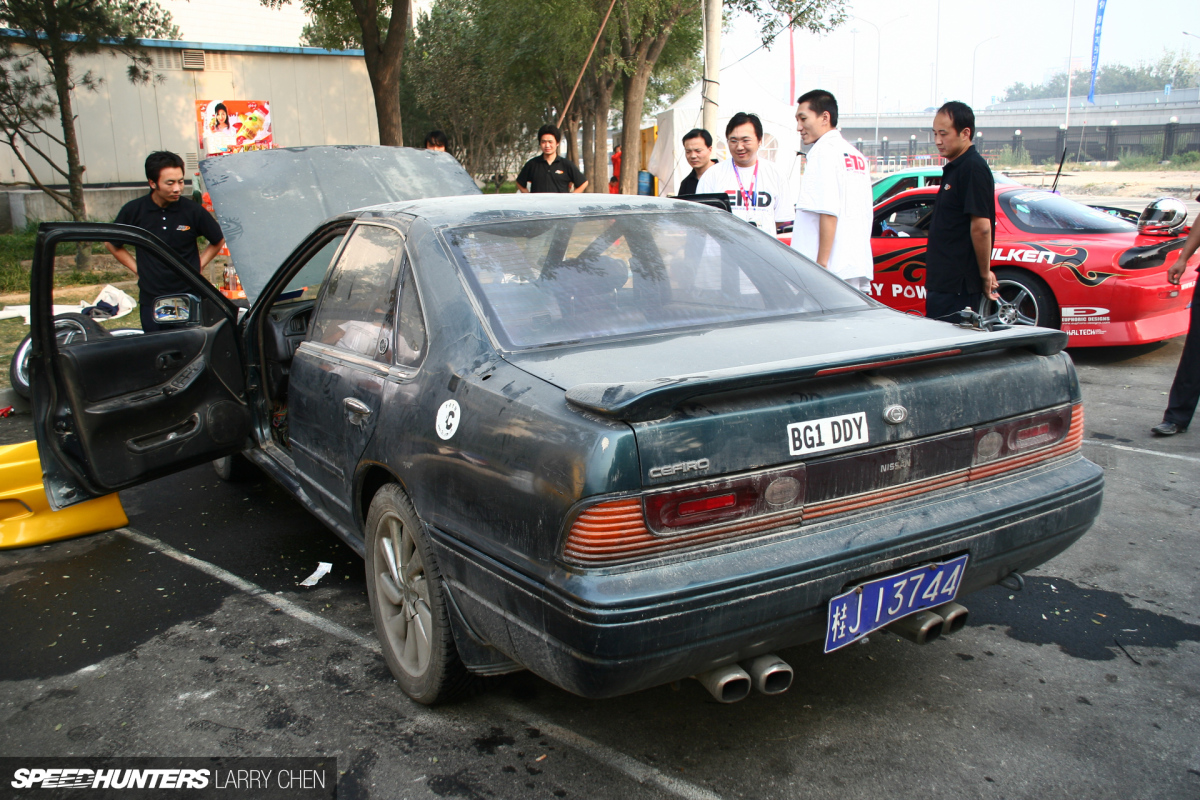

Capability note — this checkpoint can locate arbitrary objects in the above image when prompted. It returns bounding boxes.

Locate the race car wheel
[365,484,474,705]
[8,312,109,399]
[985,269,1060,330]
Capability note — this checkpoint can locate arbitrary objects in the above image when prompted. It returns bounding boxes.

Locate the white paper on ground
[298,562,333,587]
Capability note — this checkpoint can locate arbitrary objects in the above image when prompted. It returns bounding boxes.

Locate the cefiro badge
[436,400,461,440]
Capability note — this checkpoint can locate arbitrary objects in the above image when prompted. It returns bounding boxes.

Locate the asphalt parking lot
[2,336,1198,800]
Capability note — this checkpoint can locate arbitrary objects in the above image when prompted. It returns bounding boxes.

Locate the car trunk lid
[504,309,1076,485]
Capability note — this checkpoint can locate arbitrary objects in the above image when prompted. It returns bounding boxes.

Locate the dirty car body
[29,147,1103,702]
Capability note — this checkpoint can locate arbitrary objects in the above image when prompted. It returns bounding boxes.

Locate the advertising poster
[196,99,274,156]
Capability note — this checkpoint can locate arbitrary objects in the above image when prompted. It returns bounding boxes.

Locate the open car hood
[200,145,480,303]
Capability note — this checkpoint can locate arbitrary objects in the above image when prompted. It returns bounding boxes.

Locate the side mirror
[153,294,201,326]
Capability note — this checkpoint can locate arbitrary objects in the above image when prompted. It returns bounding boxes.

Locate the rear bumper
[430,454,1103,698]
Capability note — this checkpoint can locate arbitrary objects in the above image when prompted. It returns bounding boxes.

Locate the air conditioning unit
[181,50,206,70]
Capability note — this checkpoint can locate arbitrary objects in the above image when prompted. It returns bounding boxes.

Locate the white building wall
[0,39,378,191]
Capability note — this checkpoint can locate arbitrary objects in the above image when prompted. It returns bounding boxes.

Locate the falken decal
[993,242,1120,288]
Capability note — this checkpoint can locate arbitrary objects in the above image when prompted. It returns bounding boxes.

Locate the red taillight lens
[677,493,737,516]
[643,465,806,534]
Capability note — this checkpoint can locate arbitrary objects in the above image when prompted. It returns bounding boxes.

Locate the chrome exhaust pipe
[932,601,968,635]
[887,610,944,645]
[694,664,752,703]
[742,654,793,695]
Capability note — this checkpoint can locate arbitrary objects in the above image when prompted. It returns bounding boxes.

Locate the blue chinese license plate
[824,554,968,653]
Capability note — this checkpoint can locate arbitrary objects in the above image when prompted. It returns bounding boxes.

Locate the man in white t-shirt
[792,90,874,292]
[697,112,794,237]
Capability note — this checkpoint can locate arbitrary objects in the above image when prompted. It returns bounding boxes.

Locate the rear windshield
[442,210,870,349]
[1000,190,1135,234]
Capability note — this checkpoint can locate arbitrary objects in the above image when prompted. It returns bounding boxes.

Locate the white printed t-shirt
[792,130,874,283]
[696,158,794,235]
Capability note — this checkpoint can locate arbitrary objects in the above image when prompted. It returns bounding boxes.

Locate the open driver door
[29,223,252,510]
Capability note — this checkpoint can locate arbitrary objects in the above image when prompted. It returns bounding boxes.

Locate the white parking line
[117,526,725,800]
[118,527,379,651]
[489,699,726,800]
[1082,440,1200,464]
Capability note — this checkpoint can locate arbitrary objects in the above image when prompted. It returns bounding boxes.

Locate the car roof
[357,193,707,228]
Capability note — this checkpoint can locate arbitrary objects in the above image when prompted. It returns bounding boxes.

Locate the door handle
[157,351,184,370]
[344,397,372,420]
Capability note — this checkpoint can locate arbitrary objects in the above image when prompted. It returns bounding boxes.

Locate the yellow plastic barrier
[0,440,128,549]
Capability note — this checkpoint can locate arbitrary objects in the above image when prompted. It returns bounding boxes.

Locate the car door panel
[51,318,250,491]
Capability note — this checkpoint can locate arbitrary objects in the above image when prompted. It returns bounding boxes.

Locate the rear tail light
[563,403,1085,567]
[643,465,806,534]
[970,404,1083,481]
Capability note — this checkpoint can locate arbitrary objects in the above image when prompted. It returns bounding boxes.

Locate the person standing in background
[516,125,588,193]
[1151,218,1200,436]
[678,128,718,196]
[424,130,448,151]
[791,90,873,292]
[696,112,794,236]
[923,101,999,322]
[105,152,225,333]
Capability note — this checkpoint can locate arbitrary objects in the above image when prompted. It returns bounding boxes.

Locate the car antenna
[1050,145,1067,195]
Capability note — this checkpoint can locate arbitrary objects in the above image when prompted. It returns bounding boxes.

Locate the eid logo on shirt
[176,224,191,232]
[842,153,867,172]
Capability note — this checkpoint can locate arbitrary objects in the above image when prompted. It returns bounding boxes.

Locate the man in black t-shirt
[515,125,588,193]
[678,127,718,196]
[106,152,225,332]
[924,102,999,323]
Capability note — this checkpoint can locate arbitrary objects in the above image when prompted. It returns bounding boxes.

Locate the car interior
[873,199,936,238]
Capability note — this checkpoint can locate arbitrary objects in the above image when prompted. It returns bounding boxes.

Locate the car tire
[8,312,109,399]
[986,269,1060,329]
[212,452,258,481]
[364,483,474,705]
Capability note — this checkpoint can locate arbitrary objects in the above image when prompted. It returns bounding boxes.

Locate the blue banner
[1088,0,1106,104]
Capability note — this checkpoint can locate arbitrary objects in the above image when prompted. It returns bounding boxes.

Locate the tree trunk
[47,42,89,267]
[592,73,615,193]
[563,111,579,171]
[581,103,595,191]
[618,68,652,195]
[368,60,404,146]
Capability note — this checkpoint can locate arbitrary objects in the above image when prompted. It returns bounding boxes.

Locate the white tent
[648,64,804,197]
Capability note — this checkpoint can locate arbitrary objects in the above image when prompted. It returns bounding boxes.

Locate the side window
[310,225,404,363]
[394,259,427,368]
[874,199,936,239]
[876,176,918,204]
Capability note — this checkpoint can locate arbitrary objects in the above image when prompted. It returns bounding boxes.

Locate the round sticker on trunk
[436,400,461,440]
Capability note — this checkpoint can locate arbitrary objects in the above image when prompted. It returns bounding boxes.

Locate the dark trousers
[1163,296,1200,428]
[925,290,981,323]
[139,298,164,333]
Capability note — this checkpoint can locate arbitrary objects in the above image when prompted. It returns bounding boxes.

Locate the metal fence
[976,122,1200,165]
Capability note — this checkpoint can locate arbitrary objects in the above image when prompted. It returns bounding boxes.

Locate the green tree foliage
[404,0,544,179]
[263,0,410,145]
[1002,49,1198,102]
[0,0,178,264]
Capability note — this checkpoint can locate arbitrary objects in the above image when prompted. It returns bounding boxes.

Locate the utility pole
[702,0,721,134]
[1065,0,1077,129]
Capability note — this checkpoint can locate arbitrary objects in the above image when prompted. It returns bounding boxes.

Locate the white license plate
[824,554,968,653]
[787,412,868,456]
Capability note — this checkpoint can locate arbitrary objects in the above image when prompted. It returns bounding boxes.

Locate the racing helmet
[1137,197,1188,236]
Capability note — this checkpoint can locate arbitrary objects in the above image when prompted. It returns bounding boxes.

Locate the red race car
[869,187,1198,346]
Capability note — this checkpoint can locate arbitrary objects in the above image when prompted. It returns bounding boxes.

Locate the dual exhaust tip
[885,601,969,646]
[692,601,969,703]
[694,654,793,704]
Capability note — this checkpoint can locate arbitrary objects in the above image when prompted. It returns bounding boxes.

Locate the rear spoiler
[565,327,1068,422]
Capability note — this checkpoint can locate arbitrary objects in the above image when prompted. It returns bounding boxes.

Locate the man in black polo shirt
[678,127,718,196]
[924,101,999,322]
[106,152,225,332]
[515,125,588,193]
